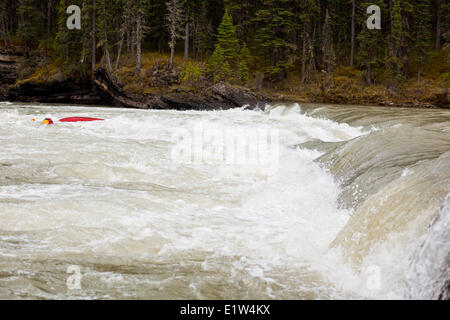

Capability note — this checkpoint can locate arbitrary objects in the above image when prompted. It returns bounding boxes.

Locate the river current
[0,101,448,299]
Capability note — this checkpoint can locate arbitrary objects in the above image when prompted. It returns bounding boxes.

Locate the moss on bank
[12,50,450,109]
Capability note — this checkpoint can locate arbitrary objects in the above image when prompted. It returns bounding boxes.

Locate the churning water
[0,101,448,299]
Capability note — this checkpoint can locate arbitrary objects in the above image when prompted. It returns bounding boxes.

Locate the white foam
[0,103,385,299]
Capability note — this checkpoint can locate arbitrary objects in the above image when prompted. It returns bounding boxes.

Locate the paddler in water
[42,118,54,125]
[31,117,54,125]
[33,116,104,125]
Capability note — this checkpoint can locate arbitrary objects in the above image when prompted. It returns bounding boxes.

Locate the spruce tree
[206,9,240,82]
[215,9,240,68]
[298,0,319,83]
[0,1,9,47]
[321,9,335,73]
[414,0,432,83]
[206,44,232,82]
[17,0,46,50]
[54,0,84,73]
[192,1,214,60]
[237,42,250,84]
[388,0,404,82]
[252,0,296,80]
[357,0,386,84]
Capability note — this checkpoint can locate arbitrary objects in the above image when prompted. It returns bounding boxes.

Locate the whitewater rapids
[0,101,448,300]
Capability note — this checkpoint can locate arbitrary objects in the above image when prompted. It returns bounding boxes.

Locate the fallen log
[93,68,149,109]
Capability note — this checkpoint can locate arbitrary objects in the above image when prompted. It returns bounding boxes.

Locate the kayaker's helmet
[42,118,54,125]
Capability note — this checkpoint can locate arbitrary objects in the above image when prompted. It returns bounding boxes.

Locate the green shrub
[181,62,202,84]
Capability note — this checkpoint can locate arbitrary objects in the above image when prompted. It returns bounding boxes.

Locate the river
[0,101,449,300]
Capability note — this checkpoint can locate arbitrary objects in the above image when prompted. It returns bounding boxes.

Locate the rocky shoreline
[1,47,448,110]
[0,48,270,111]
[93,68,270,110]
[0,48,24,99]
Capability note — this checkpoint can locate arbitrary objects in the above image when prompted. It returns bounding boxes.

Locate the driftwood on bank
[1,58,270,110]
[93,67,270,111]
[93,68,149,109]
[94,68,268,110]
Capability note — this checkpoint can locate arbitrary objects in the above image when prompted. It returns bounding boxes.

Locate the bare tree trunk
[131,28,135,58]
[102,2,113,74]
[169,43,175,69]
[312,20,320,70]
[136,16,142,73]
[126,27,130,54]
[166,0,183,70]
[115,32,124,70]
[184,21,189,59]
[301,32,306,84]
[404,56,409,80]
[47,0,52,38]
[92,0,96,73]
[1,15,8,48]
[367,64,372,85]
[417,63,421,83]
[158,37,163,53]
[104,44,113,73]
[350,0,355,66]
[435,0,441,50]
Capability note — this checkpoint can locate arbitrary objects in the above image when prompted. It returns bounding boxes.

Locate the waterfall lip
[315,125,450,210]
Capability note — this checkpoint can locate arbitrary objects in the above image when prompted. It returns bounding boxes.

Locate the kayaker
[42,118,54,125]
[38,117,103,125]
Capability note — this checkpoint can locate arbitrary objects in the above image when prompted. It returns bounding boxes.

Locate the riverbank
[261,60,449,109]
[0,48,270,110]
[264,80,449,109]
[1,48,448,109]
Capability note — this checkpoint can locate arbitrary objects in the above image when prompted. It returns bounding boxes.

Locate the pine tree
[414,0,432,83]
[166,0,184,69]
[252,0,297,80]
[92,0,97,73]
[298,0,319,84]
[181,0,202,59]
[321,9,335,73]
[215,9,240,68]
[192,1,214,60]
[224,0,255,39]
[54,0,84,71]
[206,44,232,82]
[350,0,356,66]
[206,9,240,82]
[0,0,444,89]
[98,0,114,73]
[0,1,9,47]
[145,0,166,52]
[237,42,250,84]
[134,0,149,73]
[435,0,442,49]
[17,0,46,50]
[357,0,386,84]
[387,0,403,81]
[401,0,414,79]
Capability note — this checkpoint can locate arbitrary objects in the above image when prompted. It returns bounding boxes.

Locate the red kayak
[59,117,104,123]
